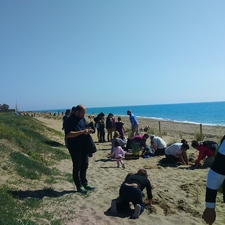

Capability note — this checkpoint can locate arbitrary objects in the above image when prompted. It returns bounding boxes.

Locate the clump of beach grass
[194,132,204,141]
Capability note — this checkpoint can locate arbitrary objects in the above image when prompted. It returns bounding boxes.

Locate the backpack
[201,140,218,151]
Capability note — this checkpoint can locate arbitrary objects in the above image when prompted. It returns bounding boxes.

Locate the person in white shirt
[164,143,189,165]
[150,135,167,156]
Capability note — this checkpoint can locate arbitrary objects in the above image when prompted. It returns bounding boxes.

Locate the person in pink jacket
[111,141,126,168]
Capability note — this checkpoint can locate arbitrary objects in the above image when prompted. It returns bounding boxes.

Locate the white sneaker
[111,200,117,214]
[132,204,141,218]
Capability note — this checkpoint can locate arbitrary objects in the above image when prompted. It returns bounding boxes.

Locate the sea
[36,101,225,126]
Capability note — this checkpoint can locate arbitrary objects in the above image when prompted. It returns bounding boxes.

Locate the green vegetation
[0,112,71,225]
[0,113,67,164]
[0,186,38,225]
[194,132,204,141]
[130,142,141,155]
[10,151,52,180]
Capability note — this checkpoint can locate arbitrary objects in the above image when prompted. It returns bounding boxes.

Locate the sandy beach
[35,115,225,225]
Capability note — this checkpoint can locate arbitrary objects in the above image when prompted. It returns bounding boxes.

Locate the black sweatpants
[119,184,144,213]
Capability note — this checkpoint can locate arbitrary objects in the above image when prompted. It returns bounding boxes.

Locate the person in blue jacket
[127,110,139,137]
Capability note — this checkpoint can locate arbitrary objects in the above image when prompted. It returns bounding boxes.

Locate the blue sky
[1,0,225,111]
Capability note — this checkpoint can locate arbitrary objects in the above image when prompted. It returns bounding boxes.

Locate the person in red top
[191,140,215,167]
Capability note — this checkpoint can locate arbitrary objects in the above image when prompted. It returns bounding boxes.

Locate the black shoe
[77,186,87,194]
[84,184,95,191]
[111,200,117,214]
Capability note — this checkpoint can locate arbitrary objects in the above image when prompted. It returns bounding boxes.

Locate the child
[111,141,126,168]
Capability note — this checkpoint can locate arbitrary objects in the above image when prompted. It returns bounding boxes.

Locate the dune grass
[0,112,71,225]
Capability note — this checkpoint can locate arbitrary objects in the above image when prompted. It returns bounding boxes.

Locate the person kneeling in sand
[150,135,167,156]
[191,140,216,167]
[111,169,153,219]
[164,142,189,165]
[140,134,154,158]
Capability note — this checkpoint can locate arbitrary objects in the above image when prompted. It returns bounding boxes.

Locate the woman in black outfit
[111,169,153,219]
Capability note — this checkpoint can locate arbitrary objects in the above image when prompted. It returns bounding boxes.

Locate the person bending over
[150,135,167,156]
[127,110,139,137]
[191,140,215,167]
[164,142,189,165]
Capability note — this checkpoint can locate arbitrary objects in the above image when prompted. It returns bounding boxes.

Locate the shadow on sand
[104,207,135,219]
[95,158,113,163]
[8,189,75,200]
[157,158,178,168]
[44,140,64,147]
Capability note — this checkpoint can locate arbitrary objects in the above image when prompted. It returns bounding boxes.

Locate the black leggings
[154,148,165,156]
[165,154,179,163]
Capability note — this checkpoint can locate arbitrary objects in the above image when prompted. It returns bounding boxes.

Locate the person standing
[62,109,71,147]
[65,105,96,194]
[94,112,105,142]
[202,138,225,225]
[114,117,126,140]
[106,113,115,142]
[127,110,139,137]
[111,141,126,168]
[62,109,71,130]
[98,115,106,143]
